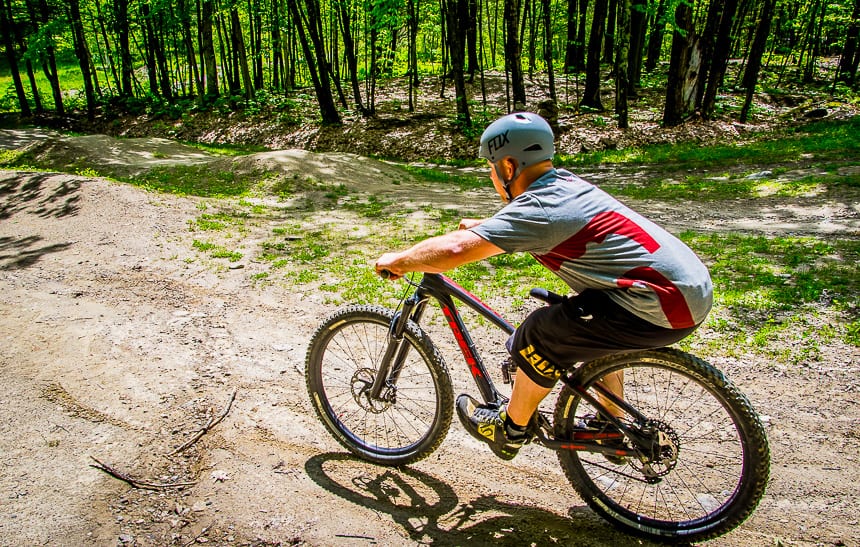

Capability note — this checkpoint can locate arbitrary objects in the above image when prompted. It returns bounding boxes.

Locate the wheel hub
[351,368,393,413]
[631,419,680,480]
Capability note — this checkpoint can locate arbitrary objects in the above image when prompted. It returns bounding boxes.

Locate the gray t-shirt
[470,169,713,329]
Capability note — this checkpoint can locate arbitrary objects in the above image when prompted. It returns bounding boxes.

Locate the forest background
[2,0,860,545]
[0,0,859,149]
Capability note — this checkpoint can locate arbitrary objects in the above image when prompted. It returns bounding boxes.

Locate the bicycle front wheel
[306,305,453,466]
[553,348,770,543]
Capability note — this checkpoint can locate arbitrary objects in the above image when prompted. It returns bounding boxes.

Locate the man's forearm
[376,229,503,277]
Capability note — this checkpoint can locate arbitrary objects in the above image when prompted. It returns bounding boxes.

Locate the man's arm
[375,228,503,279]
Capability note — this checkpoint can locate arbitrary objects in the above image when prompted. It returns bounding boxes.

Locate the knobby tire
[553,348,770,543]
[305,305,454,466]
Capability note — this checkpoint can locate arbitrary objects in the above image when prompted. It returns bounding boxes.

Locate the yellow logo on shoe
[478,423,495,441]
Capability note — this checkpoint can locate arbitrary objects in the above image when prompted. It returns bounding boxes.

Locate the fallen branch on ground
[89,456,197,490]
[170,388,237,456]
[182,522,212,547]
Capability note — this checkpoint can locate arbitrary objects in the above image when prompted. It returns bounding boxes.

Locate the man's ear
[500,157,517,179]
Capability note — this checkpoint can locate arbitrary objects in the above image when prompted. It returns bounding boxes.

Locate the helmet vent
[523,144,543,152]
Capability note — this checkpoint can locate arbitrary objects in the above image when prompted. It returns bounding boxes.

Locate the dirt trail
[0,130,858,546]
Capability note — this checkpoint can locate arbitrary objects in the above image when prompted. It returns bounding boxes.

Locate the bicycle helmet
[478,112,555,197]
[479,112,555,166]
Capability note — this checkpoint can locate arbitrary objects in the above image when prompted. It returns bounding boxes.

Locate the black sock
[503,412,528,439]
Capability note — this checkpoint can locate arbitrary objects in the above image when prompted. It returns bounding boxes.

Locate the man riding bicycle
[375,112,713,460]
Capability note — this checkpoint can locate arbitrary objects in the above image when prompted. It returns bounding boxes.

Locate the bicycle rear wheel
[553,348,769,543]
[306,305,453,466]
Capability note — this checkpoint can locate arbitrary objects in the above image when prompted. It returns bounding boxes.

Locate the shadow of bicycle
[305,453,670,546]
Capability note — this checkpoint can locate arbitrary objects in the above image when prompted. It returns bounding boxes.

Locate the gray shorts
[508,289,699,388]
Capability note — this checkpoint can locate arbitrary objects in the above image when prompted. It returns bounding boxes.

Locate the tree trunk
[644,0,667,72]
[569,0,589,72]
[250,0,264,90]
[230,8,254,99]
[178,0,202,98]
[615,0,630,127]
[68,0,97,118]
[803,0,826,82]
[505,0,526,110]
[524,0,536,75]
[627,0,646,93]
[466,0,479,79]
[603,0,617,64]
[407,0,420,111]
[153,8,174,100]
[216,13,238,94]
[336,0,367,114]
[563,0,577,72]
[445,0,471,124]
[285,0,341,124]
[305,0,342,121]
[740,0,776,121]
[271,0,284,90]
[837,0,860,84]
[5,0,41,113]
[113,0,134,97]
[93,0,120,96]
[200,0,219,100]
[541,0,556,101]
[0,0,31,116]
[140,4,160,95]
[580,0,608,110]
[663,1,697,126]
[33,0,64,113]
[701,0,739,118]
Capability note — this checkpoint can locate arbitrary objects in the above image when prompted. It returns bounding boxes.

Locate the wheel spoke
[306,307,452,465]
[556,349,768,542]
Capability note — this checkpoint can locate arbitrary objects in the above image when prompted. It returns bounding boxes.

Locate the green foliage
[192,239,242,262]
[560,116,860,169]
[610,171,857,201]
[403,165,484,191]
[125,165,256,197]
[681,232,860,358]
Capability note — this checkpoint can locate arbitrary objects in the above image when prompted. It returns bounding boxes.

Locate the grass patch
[404,165,485,191]
[342,195,393,218]
[682,232,858,311]
[189,211,250,231]
[608,171,857,201]
[681,232,860,362]
[559,115,860,169]
[126,164,256,197]
[192,239,242,262]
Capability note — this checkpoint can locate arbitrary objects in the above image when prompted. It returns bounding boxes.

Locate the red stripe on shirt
[617,267,696,329]
[534,211,661,271]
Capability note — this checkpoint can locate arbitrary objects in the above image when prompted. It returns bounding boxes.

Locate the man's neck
[510,162,554,198]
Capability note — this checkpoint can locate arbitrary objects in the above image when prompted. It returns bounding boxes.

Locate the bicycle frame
[371,272,643,461]
[371,272,513,406]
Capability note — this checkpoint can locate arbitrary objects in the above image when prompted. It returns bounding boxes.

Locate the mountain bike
[305,272,770,543]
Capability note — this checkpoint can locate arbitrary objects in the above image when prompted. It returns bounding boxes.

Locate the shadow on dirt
[305,453,669,546]
[0,235,71,270]
[0,171,82,220]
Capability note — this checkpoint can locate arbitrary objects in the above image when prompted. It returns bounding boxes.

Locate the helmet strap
[492,160,519,202]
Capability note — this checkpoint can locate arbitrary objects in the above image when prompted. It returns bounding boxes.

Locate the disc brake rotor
[631,419,680,480]
[351,368,392,413]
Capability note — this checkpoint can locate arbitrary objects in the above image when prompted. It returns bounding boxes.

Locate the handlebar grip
[379,269,393,280]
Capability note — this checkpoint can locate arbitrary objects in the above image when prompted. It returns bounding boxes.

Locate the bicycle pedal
[501,356,518,384]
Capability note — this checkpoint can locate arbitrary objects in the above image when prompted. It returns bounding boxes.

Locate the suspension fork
[367,290,430,400]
